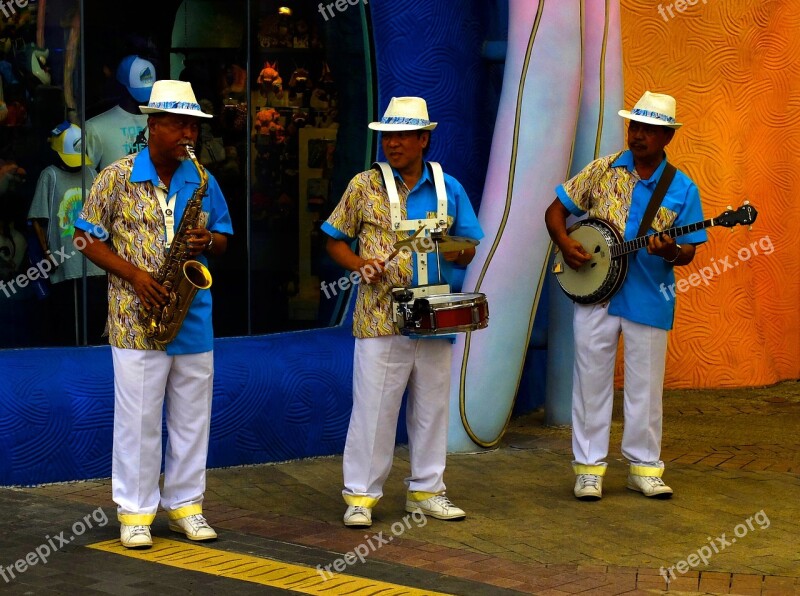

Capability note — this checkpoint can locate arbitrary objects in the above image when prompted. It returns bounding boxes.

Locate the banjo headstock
[716,202,758,229]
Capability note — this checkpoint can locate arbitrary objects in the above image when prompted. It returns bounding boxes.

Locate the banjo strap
[636,162,677,237]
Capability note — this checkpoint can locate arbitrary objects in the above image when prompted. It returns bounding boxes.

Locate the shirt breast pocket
[651,206,678,233]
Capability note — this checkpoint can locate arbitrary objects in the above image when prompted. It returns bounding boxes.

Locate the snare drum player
[322,97,483,527]
[544,91,707,500]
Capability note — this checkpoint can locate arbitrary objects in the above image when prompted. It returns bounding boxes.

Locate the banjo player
[544,91,708,501]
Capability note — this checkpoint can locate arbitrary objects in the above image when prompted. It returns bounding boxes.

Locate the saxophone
[143,144,213,345]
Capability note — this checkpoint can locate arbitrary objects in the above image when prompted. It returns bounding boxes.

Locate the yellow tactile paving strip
[87,538,455,595]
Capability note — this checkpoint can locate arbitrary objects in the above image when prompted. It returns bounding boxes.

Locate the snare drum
[395,292,489,336]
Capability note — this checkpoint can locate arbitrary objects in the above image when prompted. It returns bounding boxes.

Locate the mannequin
[28,122,106,345]
[85,55,155,171]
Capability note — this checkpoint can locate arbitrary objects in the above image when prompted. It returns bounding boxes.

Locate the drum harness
[374,161,450,330]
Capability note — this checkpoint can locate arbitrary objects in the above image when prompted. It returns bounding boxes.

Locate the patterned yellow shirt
[77,155,167,350]
[559,150,678,234]
[324,168,415,338]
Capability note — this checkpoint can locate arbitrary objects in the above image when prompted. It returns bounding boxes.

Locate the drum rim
[399,319,489,336]
[420,292,487,305]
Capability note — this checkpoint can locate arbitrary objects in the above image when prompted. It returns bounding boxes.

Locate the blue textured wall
[370,0,498,210]
[0,327,355,486]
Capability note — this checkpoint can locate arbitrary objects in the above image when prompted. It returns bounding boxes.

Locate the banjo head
[552,219,625,304]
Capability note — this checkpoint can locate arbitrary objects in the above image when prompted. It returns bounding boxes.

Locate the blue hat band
[631,108,676,124]
[147,101,203,112]
[380,116,431,126]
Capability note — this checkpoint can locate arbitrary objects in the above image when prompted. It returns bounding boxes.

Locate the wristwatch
[206,234,214,252]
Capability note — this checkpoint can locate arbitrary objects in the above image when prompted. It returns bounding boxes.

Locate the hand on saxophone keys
[187,227,213,257]
[131,269,169,311]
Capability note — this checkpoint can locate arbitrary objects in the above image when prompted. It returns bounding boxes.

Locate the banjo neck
[609,218,716,259]
[553,203,757,305]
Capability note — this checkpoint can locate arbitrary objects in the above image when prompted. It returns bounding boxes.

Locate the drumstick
[384,224,426,264]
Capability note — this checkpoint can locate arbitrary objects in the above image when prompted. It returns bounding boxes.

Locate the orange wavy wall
[616,0,799,388]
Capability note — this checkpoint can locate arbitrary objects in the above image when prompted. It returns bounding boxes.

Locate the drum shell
[400,293,489,336]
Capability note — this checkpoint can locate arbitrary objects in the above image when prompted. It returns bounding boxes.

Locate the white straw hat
[368,96,437,131]
[139,80,212,119]
[618,91,682,129]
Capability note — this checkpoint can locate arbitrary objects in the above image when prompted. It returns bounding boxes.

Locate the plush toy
[276,13,293,48]
[310,62,336,109]
[309,22,323,49]
[291,110,309,128]
[288,67,310,92]
[269,120,286,144]
[253,107,281,136]
[17,43,51,87]
[253,107,286,145]
[293,19,309,48]
[222,63,247,99]
[288,67,311,107]
[257,61,281,98]
[219,146,240,178]
[310,88,329,110]
[316,108,339,129]
[267,79,287,107]
[257,15,280,48]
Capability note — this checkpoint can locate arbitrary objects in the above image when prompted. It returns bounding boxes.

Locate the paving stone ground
[3,380,798,595]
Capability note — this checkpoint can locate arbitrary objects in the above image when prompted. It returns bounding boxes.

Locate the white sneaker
[343,505,372,527]
[405,494,466,520]
[627,474,673,498]
[120,524,152,549]
[169,514,218,541]
[574,474,603,500]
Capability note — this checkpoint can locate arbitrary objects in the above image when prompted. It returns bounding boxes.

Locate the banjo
[552,203,758,305]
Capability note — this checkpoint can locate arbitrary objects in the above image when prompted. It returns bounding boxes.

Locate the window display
[0,0,92,347]
[0,0,372,349]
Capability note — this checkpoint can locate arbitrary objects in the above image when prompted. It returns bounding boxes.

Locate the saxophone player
[74,80,233,549]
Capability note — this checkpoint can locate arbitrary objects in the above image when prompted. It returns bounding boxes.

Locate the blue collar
[130,147,202,188]
[391,161,433,191]
[612,149,668,186]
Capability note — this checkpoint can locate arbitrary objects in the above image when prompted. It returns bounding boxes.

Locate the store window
[0,0,94,348]
[0,0,373,349]
[249,0,372,334]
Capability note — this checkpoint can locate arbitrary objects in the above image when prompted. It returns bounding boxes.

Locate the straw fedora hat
[368,96,437,131]
[618,91,682,129]
[139,80,212,119]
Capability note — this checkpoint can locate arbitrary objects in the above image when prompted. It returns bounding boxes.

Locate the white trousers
[342,335,452,503]
[571,304,667,469]
[111,347,213,523]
